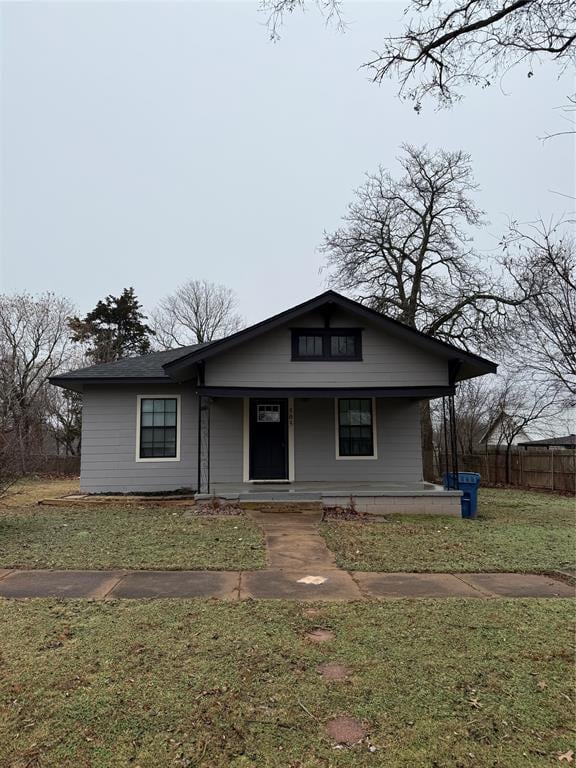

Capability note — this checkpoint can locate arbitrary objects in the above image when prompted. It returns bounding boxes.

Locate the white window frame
[335,397,378,460]
[135,394,182,463]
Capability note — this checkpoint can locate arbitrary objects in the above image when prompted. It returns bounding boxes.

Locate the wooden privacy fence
[437,449,576,494]
[28,455,81,476]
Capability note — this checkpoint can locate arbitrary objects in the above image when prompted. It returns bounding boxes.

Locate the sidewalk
[1,507,573,600]
[0,567,573,600]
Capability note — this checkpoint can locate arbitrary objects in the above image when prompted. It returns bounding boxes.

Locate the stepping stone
[302,607,322,617]
[306,628,334,643]
[325,716,365,745]
[318,662,349,681]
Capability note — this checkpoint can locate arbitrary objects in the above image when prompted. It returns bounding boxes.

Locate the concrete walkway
[0,508,573,600]
[0,567,573,600]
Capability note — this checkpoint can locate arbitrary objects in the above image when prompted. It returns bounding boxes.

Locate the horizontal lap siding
[205,309,448,388]
[294,398,423,483]
[80,385,198,493]
[201,397,424,485]
[209,398,243,483]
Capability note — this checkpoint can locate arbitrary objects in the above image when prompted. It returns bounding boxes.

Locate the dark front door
[249,399,288,480]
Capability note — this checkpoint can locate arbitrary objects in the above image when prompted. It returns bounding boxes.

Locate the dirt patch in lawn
[325,716,366,744]
[306,628,335,643]
[318,662,350,681]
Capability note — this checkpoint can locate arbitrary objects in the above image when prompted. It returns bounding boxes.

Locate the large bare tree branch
[261,0,576,107]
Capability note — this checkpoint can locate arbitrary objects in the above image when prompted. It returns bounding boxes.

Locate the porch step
[239,501,322,513]
[195,492,324,503]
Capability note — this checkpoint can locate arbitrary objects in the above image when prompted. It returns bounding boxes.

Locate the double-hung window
[336,398,377,458]
[137,396,180,461]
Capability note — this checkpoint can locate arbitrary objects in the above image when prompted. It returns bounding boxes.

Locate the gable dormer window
[291,329,362,361]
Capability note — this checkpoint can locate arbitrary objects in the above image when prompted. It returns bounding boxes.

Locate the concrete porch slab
[108,570,240,599]
[0,570,123,598]
[240,569,362,600]
[353,572,487,598]
[458,573,576,598]
[199,483,462,516]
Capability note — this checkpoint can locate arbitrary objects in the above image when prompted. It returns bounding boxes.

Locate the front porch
[195,480,463,516]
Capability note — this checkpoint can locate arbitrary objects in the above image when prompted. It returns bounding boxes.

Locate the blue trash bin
[443,472,481,519]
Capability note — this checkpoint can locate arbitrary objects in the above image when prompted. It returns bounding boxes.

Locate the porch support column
[197,395,211,495]
[442,358,462,488]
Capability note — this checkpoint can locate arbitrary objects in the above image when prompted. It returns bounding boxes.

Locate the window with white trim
[336,398,375,457]
[138,397,178,459]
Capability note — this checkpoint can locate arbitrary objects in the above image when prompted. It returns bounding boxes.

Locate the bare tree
[261,0,576,109]
[503,219,576,405]
[454,378,498,454]
[323,145,528,350]
[433,372,562,482]
[485,375,562,482]
[0,292,75,479]
[322,144,529,479]
[151,280,244,349]
[45,387,82,457]
[431,378,494,476]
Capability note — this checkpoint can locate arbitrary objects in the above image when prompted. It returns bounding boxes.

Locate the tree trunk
[420,400,435,482]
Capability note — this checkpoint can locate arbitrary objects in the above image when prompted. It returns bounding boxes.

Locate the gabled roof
[163,290,497,381]
[518,434,576,448]
[479,412,530,444]
[50,290,497,391]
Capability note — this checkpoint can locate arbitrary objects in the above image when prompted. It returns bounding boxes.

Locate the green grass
[321,488,576,573]
[0,599,573,767]
[0,506,265,570]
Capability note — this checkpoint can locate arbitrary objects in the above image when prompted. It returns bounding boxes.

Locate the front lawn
[1,475,80,507]
[0,506,265,570]
[0,598,573,767]
[321,488,576,573]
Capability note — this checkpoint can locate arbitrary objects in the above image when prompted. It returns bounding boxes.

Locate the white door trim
[243,397,294,482]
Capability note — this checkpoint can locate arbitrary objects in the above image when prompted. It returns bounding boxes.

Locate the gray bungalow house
[51,291,496,515]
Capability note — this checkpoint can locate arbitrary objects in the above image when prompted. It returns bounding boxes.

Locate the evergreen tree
[69,287,154,363]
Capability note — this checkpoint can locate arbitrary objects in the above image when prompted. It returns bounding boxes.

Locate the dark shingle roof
[518,434,576,448]
[51,343,208,384]
[50,289,498,392]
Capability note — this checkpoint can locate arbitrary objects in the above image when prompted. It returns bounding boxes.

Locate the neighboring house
[50,291,497,515]
[518,434,576,451]
[479,413,531,448]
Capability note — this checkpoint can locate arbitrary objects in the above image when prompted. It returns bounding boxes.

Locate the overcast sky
[1,1,574,324]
